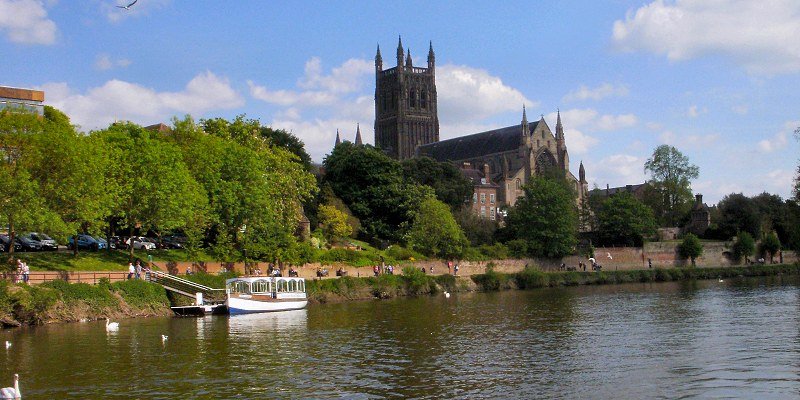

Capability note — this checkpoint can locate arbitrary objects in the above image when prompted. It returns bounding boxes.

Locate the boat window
[251,280,268,293]
[299,280,305,292]
[289,280,297,292]
[229,280,251,294]
[277,280,288,292]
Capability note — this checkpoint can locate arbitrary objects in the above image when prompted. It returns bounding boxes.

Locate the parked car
[68,234,106,251]
[26,232,58,251]
[15,236,42,252]
[93,236,110,250]
[0,234,22,252]
[109,236,125,250]
[162,235,187,249]
[126,236,156,250]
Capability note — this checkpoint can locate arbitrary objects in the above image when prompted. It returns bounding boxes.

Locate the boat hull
[227,296,308,315]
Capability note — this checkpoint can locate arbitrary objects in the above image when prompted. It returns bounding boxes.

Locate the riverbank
[2,263,799,328]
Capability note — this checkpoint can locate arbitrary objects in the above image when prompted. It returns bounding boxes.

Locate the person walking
[127,262,135,280]
[22,260,29,283]
[135,260,142,279]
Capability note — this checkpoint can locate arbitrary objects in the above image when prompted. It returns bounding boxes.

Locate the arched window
[516,179,521,190]
[409,89,416,108]
[251,279,268,293]
[535,151,557,176]
[420,90,427,109]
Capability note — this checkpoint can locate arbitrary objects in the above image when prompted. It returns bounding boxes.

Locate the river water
[2,276,800,399]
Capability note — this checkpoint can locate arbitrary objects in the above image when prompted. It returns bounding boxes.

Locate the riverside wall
[146,242,799,279]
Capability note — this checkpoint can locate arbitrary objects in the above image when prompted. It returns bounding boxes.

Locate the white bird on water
[105,318,119,332]
[607,252,613,260]
[0,373,20,399]
[444,291,450,298]
[4,341,9,350]
[116,0,138,10]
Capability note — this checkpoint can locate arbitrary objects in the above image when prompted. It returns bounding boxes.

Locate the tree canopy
[679,233,703,266]
[644,145,699,226]
[596,192,657,247]
[406,197,468,259]
[732,231,755,263]
[505,176,578,258]
[401,156,473,209]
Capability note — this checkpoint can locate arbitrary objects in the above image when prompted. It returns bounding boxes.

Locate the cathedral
[337,38,589,218]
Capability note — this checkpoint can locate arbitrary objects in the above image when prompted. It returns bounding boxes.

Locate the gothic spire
[406,48,412,67]
[556,108,564,141]
[579,160,586,183]
[397,35,404,67]
[335,129,341,147]
[375,44,383,70]
[355,123,363,145]
[428,41,435,64]
[521,105,530,138]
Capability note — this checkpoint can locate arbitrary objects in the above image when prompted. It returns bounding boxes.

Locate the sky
[2,0,799,204]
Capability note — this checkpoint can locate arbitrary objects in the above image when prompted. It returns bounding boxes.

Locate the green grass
[13,250,132,271]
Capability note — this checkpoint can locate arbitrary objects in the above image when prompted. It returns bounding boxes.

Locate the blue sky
[2,0,799,204]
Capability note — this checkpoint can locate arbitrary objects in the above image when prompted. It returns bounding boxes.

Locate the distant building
[0,86,45,116]
[590,183,649,200]
[374,37,439,160]
[686,194,711,235]
[461,162,500,221]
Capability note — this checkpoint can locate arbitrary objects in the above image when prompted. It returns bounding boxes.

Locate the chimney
[483,163,490,179]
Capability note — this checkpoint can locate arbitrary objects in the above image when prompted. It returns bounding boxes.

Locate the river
[2,276,800,399]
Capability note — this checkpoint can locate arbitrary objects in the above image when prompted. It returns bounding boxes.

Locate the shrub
[112,279,170,308]
[402,266,433,295]
[479,243,509,259]
[506,240,528,258]
[515,265,549,289]
[40,280,117,308]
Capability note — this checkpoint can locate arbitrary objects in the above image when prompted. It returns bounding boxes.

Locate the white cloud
[437,64,536,124]
[660,129,718,147]
[547,108,637,132]
[0,0,57,45]
[94,54,131,71]
[298,57,373,94]
[41,71,244,130]
[612,0,800,74]
[588,154,647,188]
[563,128,599,155]
[563,83,629,102]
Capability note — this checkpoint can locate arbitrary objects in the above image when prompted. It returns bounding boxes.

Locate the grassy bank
[471,263,800,291]
[0,279,171,327]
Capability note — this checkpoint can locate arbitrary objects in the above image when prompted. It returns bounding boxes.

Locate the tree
[760,231,781,263]
[644,145,699,226]
[95,122,208,258]
[505,176,578,258]
[406,197,468,259]
[453,207,497,246]
[715,193,761,239]
[323,142,429,242]
[317,204,352,246]
[596,193,657,247]
[732,231,755,264]
[260,126,312,171]
[679,233,703,266]
[0,108,48,260]
[401,156,472,209]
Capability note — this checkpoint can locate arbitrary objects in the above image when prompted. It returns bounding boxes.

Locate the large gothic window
[535,151,557,176]
[409,89,416,108]
[420,90,427,109]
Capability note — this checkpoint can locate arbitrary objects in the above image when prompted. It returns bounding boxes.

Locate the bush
[111,279,170,308]
[40,280,117,308]
[506,239,528,258]
[479,243,509,259]
[515,265,549,289]
[383,245,423,262]
[402,266,434,295]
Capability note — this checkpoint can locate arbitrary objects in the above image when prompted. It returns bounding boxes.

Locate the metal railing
[146,270,226,303]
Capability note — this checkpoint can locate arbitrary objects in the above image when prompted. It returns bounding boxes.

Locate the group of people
[12,259,30,283]
[127,260,149,280]
[372,264,395,276]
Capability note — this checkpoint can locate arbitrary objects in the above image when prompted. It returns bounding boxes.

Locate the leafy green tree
[505,176,578,258]
[406,197,468,259]
[29,107,116,253]
[0,108,48,259]
[260,126,312,171]
[716,193,761,239]
[453,207,497,246]
[732,231,755,263]
[319,185,360,237]
[596,193,657,247]
[317,204,352,246]
[679,233,703,266]
[323,142,429,242]
[95,122,208,258]
[760,231,781,263]
[644,145,699,226]
[401,156,473,209]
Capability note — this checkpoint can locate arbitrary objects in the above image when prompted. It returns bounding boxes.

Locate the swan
[105,319,119,332]
[161,335,168,342]
[444,291,450,298]
[4,341,9,349]
[0,373,20,399]
[718,278,724,283]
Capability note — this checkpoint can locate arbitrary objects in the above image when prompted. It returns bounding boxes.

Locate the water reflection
[2,276,800,398]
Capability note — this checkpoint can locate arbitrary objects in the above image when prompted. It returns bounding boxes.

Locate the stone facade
[418,107,589,209]
[374,37,440,160]
[461,163,501,221]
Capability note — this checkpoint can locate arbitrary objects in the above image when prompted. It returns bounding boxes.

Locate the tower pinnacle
[355,123,363,145]
[335,129,341,147]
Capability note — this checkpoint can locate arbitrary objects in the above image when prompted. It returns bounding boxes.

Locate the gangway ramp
[147,270,226,304]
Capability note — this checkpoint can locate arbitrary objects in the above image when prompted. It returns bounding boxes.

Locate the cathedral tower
[374,37,440,160]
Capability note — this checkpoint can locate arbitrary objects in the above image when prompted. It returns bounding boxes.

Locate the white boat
[225,276,308,315]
